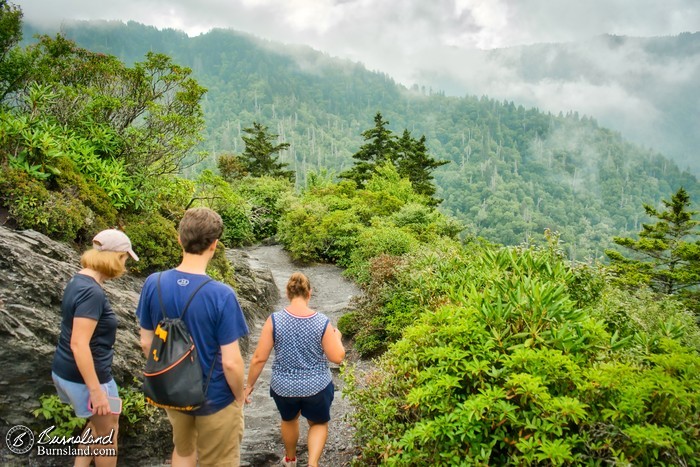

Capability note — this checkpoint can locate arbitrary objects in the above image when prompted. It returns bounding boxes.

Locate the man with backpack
[136,207,249,467]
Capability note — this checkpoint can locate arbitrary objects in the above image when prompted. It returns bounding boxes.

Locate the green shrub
[206,241,237,288]
[32,384,158,440]
[220,202,254,247]
[577,340,700,465]
[68,138,143,210]
[236,176,294,240]
[591,287,700,352]
[345,222,419,284]
[150,175,195,222]
[0,166,91,241]
[390,202,463,241]
[337,312,361,339]
[52,156,118,232]
[193,170,254,247]
[278,199,364,264]
[344,244,700,466]
[122,212,180,275]
[349,238,474,356]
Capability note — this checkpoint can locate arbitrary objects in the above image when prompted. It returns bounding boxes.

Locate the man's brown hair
[178,207,224,254]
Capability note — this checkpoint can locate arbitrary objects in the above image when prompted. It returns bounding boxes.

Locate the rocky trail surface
[240,244,362,467]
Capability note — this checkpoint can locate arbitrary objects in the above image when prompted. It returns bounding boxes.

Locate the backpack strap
[203,351,217,397]
[156,272,213,320]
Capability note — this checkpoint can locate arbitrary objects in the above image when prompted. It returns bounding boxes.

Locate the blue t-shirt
[136,269,249,415]
[52,274,118,384]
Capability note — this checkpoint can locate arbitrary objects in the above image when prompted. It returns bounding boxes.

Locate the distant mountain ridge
[20,21,699,260]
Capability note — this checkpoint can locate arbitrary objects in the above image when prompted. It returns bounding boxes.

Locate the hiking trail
[240,244,361,467]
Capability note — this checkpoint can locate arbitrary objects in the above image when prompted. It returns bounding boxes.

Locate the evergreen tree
[395,130,449,205]
[606,187,700,299]
[339,112,397,187]
[239,121,294,181]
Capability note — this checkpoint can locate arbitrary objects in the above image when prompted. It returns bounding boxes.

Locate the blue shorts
[52,372,119,418]
[270,382,334,423]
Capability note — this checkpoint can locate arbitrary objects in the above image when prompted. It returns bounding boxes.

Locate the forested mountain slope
[22,21,699,260]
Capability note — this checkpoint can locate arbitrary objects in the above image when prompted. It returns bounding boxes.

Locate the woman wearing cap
[245,272,345,467]
[51,229,138,467]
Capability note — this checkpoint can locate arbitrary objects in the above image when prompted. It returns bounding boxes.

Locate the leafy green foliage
[206,241,237,287]
[395,130,449,204]
[344,242,700,465]
[607,187,700,294]
[0,166,91,241]
[51,156,117,232]
[19,34,207,179]
[217,152,248,181]
[193,169,254,246]
[117,383,158,436]
[340,112,397,187]
[122,213,180,275]
[345,222,419,285]
[278,163,459,274]
[149,175,196,222]
[235,176,294,240]
[591,287,700,352]
[1,85,66,180]
[33,394,87,438]
[0,19,212,257]
[32,384,158,439]
[0,0,28,102]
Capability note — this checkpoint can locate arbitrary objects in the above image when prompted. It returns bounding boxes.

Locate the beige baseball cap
[92,229,139,261]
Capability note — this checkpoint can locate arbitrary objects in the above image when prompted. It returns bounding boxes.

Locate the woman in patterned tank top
[245,272,346,467]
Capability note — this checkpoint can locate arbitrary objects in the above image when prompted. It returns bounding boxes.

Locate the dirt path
[240,244,361,467]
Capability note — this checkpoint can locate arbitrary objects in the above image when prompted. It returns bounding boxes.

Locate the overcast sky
[16,0,700,171]
[17,0,700,83]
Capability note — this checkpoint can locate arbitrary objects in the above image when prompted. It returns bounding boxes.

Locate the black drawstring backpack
[143,273,215,411]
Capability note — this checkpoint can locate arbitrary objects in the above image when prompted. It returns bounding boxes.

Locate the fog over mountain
[414,33,700,174]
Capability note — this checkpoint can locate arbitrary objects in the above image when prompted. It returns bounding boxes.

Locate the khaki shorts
[166,400,245,467]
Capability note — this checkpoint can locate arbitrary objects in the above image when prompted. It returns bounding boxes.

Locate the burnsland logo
[36,426,115,446]
[5,425,34,455]
[5,425,116,457]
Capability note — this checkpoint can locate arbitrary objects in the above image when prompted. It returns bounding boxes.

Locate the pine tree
[339,112,397,187]
[239,121,294,181]
[606,187,700,298]
[395,130,449,205]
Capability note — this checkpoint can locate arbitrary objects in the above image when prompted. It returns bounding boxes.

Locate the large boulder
[0,226,277,465]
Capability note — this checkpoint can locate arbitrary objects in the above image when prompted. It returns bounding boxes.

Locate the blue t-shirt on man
[136,269,249,415]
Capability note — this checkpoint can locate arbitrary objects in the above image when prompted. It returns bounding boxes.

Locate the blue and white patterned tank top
[270,309,332,397]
